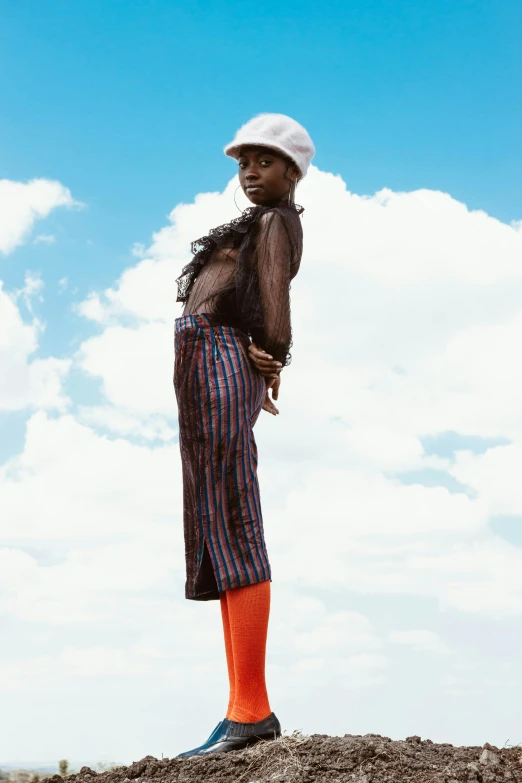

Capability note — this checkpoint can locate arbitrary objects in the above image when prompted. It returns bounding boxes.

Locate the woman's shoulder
[255,202,304,218]
[249,204,303,277]
[259,205,304,248]
[252,203,304,235]
[205,203,303,238]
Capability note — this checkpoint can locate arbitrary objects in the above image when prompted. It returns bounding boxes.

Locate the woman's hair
[283,156,301,183]
[278,152,300,205]
[272,150,301,184]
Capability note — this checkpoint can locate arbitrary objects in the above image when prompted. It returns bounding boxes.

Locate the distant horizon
[0,761,121,772]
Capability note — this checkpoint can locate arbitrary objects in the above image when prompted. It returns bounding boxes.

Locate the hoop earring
[287,178,296,206]
[234,184,243,213]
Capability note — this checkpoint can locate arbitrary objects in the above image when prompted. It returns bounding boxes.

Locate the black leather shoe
[176,718,231,758]
[184,712,281,757]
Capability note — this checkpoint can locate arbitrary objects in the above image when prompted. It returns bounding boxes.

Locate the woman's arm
[254,210,293,367]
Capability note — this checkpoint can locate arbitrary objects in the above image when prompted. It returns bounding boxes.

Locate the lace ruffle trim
[175,203,303,303]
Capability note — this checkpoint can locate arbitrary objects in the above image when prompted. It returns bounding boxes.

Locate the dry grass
[231,730,313,782]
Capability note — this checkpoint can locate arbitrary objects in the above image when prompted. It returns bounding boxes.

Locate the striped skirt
[173,312,272,601]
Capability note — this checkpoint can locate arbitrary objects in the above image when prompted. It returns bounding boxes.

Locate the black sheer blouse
[175,201,304,368]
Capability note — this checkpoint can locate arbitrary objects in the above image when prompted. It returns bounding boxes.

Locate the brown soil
[40,733,522,783]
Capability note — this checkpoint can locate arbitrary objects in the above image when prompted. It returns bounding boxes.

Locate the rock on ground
[39,733,522,782]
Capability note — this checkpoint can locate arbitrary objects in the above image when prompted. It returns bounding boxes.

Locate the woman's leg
[219,591,236,719]
[225,580,272,723]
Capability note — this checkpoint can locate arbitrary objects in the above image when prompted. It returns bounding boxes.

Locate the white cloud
[0,177,84,255]
[2,167,522,618]
[1,411,182,545]
[2,165,522,754]
[0,646,150,692]
[0,278,71,412]
[75,321,175,415]
[33,234,56,245]
[76,404,176,441]
[293,611,383,655]
[290,652,389,690]
[387,629,452,656]
[449,443,522,514]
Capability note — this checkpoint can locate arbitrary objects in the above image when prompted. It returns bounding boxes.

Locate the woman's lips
[246,185,263,192]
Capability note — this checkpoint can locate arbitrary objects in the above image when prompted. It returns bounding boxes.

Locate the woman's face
[237,145,300,205]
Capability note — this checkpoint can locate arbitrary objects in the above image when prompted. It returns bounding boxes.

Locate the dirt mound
[40,732,522,782]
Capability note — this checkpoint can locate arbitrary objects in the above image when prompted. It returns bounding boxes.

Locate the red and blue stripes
[174,313,271,601]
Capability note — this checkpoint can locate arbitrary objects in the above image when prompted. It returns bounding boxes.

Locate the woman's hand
[248,342,283,415]
[262,375,281,415]
[248,342,283,379]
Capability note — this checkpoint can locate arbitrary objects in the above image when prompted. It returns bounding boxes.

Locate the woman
[173,113,315,757]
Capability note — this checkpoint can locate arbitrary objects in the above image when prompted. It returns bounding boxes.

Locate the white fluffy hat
[224,112,315,179]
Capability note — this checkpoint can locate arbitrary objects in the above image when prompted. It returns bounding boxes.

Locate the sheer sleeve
[254,210,295,368]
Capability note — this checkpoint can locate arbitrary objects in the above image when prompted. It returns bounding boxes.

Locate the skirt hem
[185,575,273,602]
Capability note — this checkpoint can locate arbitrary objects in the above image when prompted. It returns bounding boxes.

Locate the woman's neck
[259,196,294,208]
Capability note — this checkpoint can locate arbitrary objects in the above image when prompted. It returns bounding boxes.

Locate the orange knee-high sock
[219,591,236,719]
[225,580,272,723]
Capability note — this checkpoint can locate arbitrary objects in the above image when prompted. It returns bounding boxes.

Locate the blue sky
[1,0,520,355]
[1,1,521,292]
[1,0,522,765]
